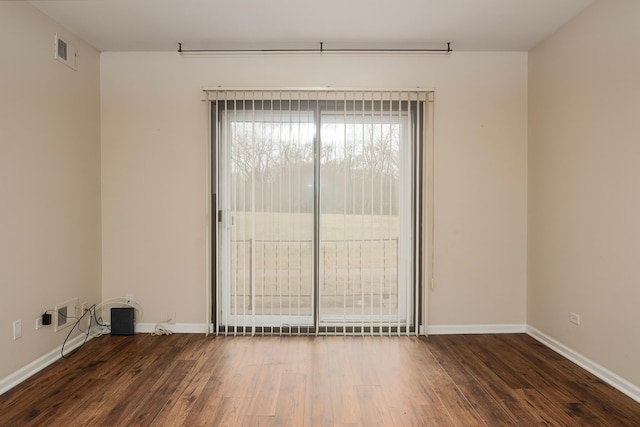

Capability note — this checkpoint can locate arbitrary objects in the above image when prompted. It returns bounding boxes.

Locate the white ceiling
[29,0,594,52]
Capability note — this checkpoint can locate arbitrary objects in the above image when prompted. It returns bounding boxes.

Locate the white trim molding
[527,326,640,404]
[135,322,208,334]
[427,323,527,335]
[0,334,91,396]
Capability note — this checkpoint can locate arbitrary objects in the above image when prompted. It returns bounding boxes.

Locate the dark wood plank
[1,333,640,426]
[428,334,555,425]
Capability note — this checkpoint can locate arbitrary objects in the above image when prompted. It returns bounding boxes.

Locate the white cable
[151,319,174,336]
[95,297,144,323]
[87,296,175,337]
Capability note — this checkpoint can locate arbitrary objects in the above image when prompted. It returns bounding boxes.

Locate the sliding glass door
[211,90,429,335]
[318,98,413,329]
[217,101,315,330]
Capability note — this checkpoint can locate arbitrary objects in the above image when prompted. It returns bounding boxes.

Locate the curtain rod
[202,87,434,92]
[178,42,452,54]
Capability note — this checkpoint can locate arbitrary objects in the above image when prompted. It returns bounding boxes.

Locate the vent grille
[54,33,77,70]
[54,298,78,333]
[57,37,67,61]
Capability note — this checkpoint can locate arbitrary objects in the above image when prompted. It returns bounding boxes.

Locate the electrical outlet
[570,312,581,325]
[13,320,22,340]
[167,312,176,324]
[80,302,91,329]
[125,294,134,305]
[36,317,43,330]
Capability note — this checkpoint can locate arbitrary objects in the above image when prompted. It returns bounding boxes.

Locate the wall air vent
[54,33,77,70]
[54,298,78,333]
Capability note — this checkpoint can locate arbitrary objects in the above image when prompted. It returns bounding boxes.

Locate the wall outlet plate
[570,312,581,325]
[13,320,22,340]
[80,301,91,330]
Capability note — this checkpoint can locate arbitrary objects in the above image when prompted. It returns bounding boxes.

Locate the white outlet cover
[570,312,581,325]
[13,320,22,340]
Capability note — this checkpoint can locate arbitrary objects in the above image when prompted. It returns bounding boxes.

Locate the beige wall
[0,2,101,380]
[100,51,528,327]
[529,0,640,387]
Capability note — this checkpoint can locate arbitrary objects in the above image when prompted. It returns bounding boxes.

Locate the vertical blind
[208,89,432,336]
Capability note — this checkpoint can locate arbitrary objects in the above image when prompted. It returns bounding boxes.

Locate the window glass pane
[319,106,410,325]
[221,108,315,326]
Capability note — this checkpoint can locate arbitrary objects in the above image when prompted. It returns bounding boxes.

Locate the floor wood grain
[1,333,639,426]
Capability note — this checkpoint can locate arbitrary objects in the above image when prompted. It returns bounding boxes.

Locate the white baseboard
[0,333,92,396]
[526,326,640,404]
[135,322,208,334]
[427,323,526,335]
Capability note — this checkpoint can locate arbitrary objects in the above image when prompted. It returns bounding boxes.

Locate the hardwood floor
[1,333,639,426]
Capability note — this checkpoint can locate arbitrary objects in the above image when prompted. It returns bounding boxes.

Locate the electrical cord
[58,295,146,358]
[44,295,155,358]
[60,304,95,358]
[90,307,110,336]
[44,309,78,325]
[95,297,144,323]
[152,325,173,336]
[151,316,174,336]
